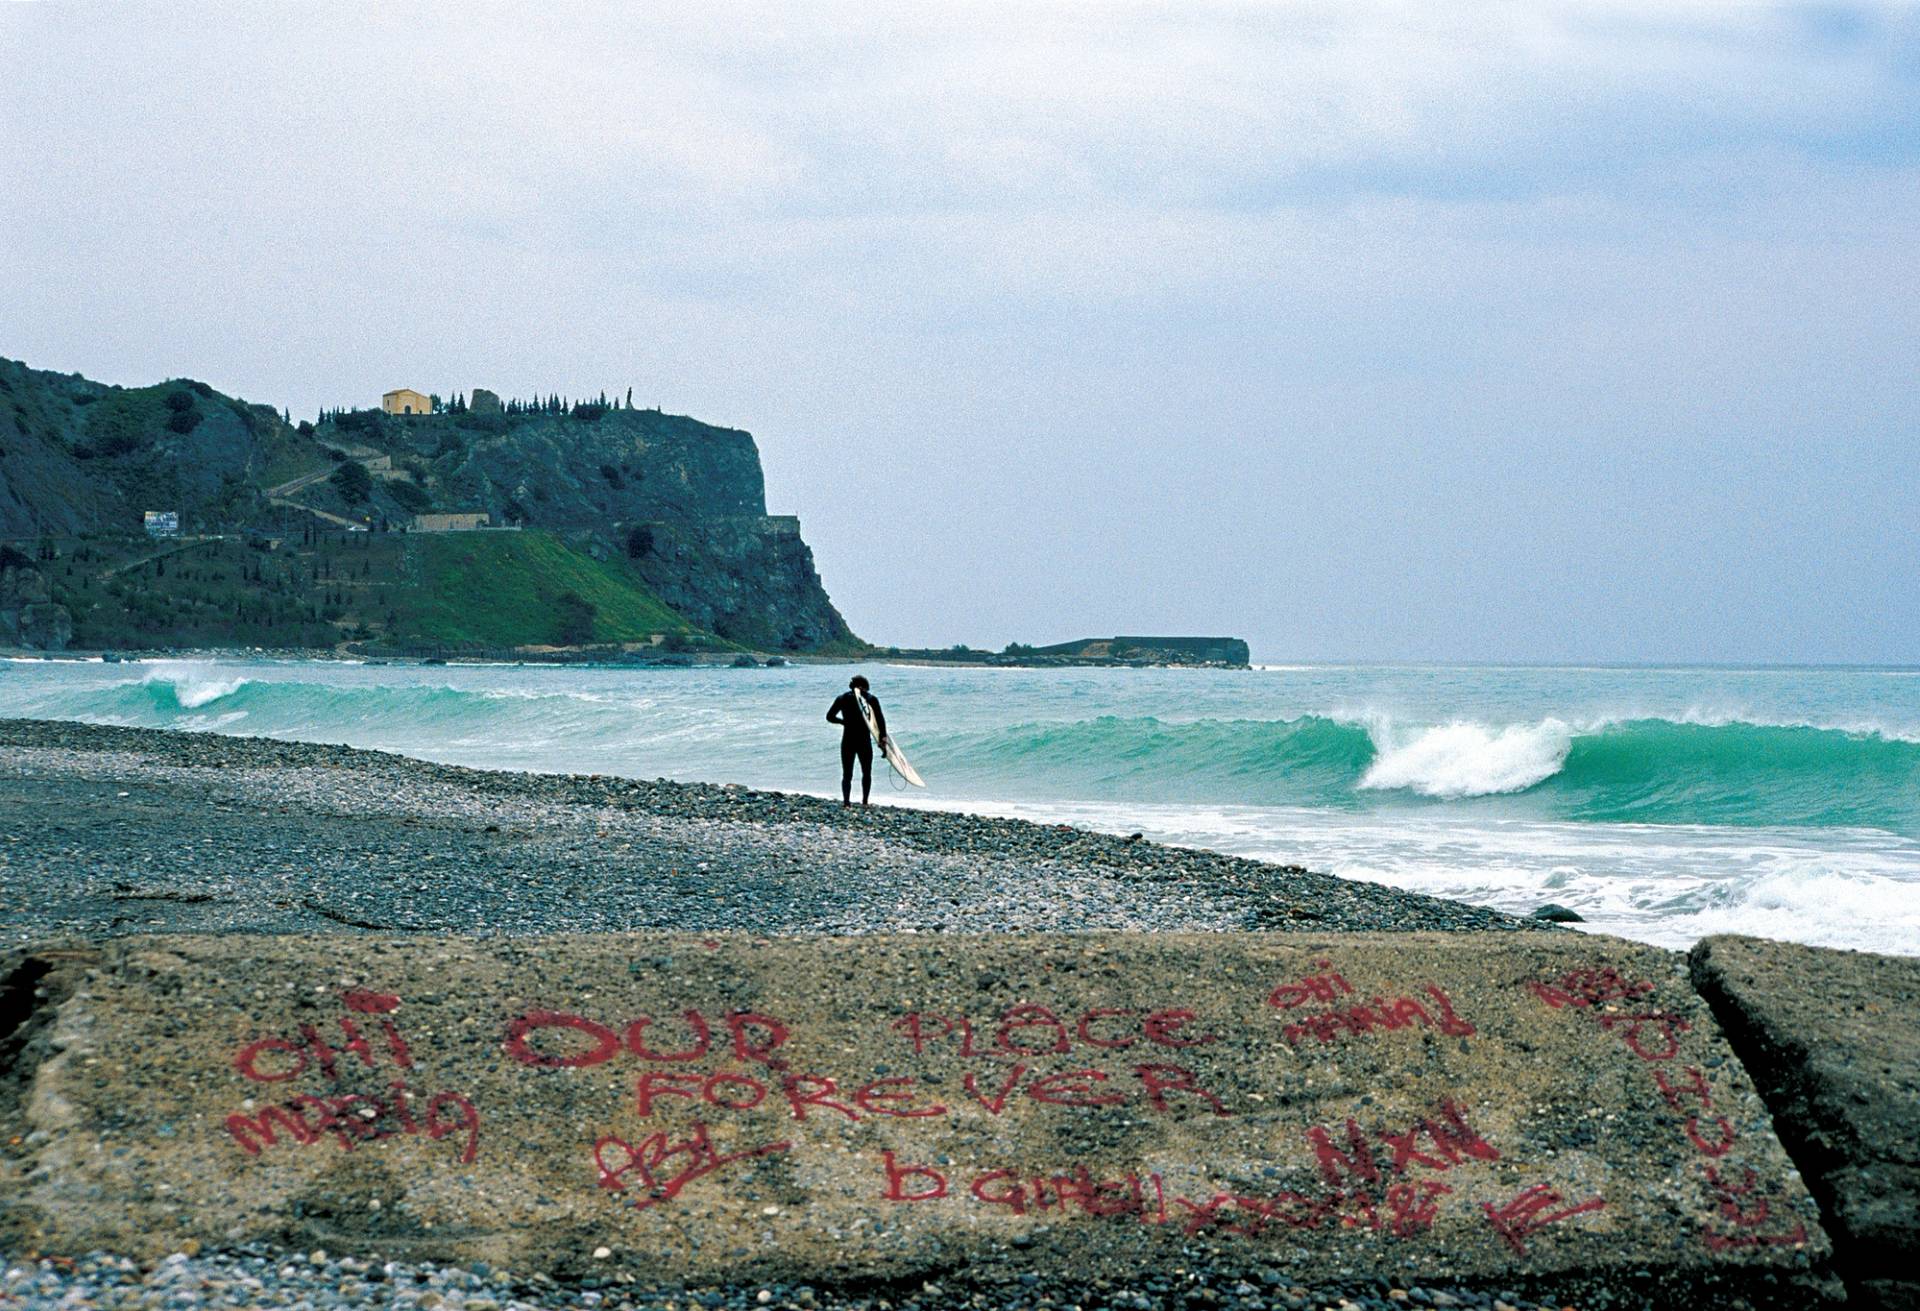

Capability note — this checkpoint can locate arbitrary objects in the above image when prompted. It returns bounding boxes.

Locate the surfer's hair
[850,675,870,691]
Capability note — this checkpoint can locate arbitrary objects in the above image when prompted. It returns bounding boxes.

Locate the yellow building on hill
[381,388,432,416]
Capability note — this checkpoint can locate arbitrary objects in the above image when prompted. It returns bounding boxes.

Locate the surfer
[826,676,887,806]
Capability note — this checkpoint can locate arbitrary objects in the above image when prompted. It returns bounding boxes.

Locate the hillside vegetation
[37,529,696,654]
[399,532,692,648]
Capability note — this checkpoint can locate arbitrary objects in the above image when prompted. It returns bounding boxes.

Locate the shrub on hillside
[331,461,373,503]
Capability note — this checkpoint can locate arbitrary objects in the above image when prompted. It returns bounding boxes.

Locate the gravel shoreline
[0,1249,1587,1311]
[0,717,1543,943]
[3,717,1588,1311]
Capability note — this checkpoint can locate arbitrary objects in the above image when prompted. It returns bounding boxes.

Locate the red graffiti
[1596,1012,1692,1062]
[1527,967,1655,1010]
[233,995,413,1083]
[1525,962,1808,1256]
[895,1156,1449,1245]
[503,1008,790,1069]
[503,1011,619,1068]
[1305,1101,1499,1187]
[1654,1065,1712,1111]
[1266,960,1355,1009]
[1523,967,1682,1061]
[1480,1184,1607,1254]
[882,1151,949,1201]
[889,1005,1219,1058]
[937,1163,1164,1222]
[1179,1179,1453,1240]
[1279,986,1475,1047]
[1036,1167,1162,1220]
[225,1081,478,1163]
[593,1122,789,1211]
[1135,1063,1232,1116]
[1700,1166,1809,1251]
[1686,1116,1738,1157]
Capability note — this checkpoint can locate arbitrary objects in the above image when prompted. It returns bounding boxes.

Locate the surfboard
[855,689,925,787]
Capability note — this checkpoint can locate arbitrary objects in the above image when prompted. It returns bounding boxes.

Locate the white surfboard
[855,689,925,787]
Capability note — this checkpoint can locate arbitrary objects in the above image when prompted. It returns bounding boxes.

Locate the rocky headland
[0,357,858,657]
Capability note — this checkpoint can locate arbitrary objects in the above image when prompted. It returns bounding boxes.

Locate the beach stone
[1689,935,1920,1311]
[2,933,1835,1305]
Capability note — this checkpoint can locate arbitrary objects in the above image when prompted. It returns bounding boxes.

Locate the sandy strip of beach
[0,718,1540,944]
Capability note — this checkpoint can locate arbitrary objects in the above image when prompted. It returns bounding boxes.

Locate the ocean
[5,657,1917,956]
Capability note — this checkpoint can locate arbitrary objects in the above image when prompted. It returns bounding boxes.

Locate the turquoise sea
[5,657,1917,955]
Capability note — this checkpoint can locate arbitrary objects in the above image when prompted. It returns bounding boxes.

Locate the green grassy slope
[45,529,700,652]
[397,532,692,647]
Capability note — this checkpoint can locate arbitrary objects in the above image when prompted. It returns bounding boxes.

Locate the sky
[2,2,1916,663]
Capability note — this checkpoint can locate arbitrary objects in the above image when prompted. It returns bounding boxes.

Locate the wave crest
[1358,720,1573,799]
[141,665,252,710]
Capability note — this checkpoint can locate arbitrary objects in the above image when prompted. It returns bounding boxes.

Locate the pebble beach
[0,718,1539,944]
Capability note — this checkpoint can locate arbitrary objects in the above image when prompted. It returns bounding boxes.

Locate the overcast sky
[3,2,1916,662]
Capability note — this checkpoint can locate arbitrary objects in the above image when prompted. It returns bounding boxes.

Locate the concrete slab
[3,934,1834,1303]
[1690,935,1920,1311]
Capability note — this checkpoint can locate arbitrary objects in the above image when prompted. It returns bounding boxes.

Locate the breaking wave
[933,712,1920,834]
[13,665,1920,836]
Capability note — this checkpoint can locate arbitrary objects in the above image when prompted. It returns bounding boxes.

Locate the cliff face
[428,409,768,524]
[626,514,854,652]
[367,405,858,651]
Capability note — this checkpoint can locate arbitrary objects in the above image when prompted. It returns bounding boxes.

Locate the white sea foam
[1665,867,1920,955]
[927,795,1920,955]
[1668,704,1920,743]
[1357,719,1572,798]
[143,663,251,708]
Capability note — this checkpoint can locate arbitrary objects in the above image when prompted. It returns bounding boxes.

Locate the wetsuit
[827,690,886,804]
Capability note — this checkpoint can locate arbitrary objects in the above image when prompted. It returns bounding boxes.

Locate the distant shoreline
[0,644,1254,671]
